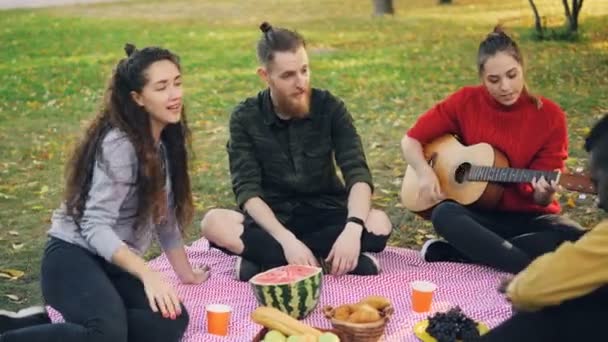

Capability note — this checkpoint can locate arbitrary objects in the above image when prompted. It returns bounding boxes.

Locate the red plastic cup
[206,304,232,336]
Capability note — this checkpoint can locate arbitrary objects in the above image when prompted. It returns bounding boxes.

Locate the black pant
[212,205,391,268]
[477,286,608,341]
[431,201,585,273]
[0,238,188,342]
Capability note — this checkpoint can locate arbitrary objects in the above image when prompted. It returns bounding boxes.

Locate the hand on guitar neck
[531,174,560,207]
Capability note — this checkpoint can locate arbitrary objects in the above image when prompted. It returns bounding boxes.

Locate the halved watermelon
[249,265,323,319]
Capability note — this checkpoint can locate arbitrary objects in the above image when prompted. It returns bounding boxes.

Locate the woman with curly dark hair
[0,44,208,342]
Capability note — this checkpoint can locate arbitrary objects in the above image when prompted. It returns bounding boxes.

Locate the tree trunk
[528,0,543,36]
[571,0,583,32]
[372,0,394,15]
[563,0,584,33]
[562,0,573,30]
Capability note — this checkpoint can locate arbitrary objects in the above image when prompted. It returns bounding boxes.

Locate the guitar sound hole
[455,163,472,184]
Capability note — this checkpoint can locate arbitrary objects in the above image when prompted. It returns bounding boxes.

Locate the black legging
[0,237,189,342]
[431,201,585,273]
[476,286,608,342]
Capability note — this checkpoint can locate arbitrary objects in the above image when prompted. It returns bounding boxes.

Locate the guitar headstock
[559,168,596,194]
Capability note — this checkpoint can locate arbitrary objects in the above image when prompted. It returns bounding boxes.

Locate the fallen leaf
[12,243,24,250]
[39,185,49,195]
[8,230,19,236]
[371,142,384,149]
[567,197,576,208]
[0,269,25,280]
[0,192,16,199]
[5,294,20,301]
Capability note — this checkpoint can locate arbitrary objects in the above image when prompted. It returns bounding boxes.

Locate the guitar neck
[468,166,559,184]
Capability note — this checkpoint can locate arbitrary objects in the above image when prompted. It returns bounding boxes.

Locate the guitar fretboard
[467,166,558,183]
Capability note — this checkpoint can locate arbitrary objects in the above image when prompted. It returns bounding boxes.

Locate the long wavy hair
[64,44,193,231]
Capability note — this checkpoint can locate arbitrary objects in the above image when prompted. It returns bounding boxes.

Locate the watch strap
[346,216,365,227]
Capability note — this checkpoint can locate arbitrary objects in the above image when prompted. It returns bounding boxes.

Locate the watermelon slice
[249,265,323,319]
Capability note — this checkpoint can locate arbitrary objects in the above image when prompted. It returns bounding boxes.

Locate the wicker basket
[322,305,393,342]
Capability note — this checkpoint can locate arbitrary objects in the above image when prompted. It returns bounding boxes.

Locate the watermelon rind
[249,265,323,319]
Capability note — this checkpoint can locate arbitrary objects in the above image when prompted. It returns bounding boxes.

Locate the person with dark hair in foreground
[400,25,585,274]
[0,44,209,342]
[476,113,608,341]
[200,22,392,281]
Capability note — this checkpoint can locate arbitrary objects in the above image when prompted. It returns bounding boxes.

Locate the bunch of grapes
[425,306,480,342]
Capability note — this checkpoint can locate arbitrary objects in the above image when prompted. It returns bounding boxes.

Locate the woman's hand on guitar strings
[417,169,446,203]
[531,175,560,206]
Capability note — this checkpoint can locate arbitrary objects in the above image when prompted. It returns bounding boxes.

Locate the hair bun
[490,24,509,37]
[124,43,137,57]
[493,24,505,34]
[259,22,272,33]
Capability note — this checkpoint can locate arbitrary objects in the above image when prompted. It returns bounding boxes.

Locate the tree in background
[528,0,584,39]
[528,0,544,36]
[372,0,394,15]
[562,0,584,33]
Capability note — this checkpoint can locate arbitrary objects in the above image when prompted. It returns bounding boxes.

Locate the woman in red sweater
[400,26,585,274]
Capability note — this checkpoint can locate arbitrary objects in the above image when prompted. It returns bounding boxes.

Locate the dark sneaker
[0,306,50,333]
[349,252,381,276]
[235,257,263,282]
[420,239,469,263]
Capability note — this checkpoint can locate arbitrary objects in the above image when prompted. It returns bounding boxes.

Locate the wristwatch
[346,216,365,228]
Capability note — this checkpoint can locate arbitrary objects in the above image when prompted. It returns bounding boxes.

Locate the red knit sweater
[407,85,568,214]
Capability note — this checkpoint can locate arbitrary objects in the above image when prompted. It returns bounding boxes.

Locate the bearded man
[200,22,392,281]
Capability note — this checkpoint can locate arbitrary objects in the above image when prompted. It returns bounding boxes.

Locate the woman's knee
[159,304,189,342]
[172,305,190,339]
[88,314,129,342]
[430,201,465,233]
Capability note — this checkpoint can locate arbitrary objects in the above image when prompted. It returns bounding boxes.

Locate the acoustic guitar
[400,134,596,214]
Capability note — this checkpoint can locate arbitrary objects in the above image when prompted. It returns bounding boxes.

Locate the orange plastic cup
[206,304,232,336]
[411,281,437,313]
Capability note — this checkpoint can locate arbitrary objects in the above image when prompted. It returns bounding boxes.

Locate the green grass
[1,0,607,309]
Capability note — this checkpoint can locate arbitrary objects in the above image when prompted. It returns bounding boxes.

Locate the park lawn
[0,0,606,309]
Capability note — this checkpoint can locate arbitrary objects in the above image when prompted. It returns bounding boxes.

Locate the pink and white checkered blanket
[50,239,513,341]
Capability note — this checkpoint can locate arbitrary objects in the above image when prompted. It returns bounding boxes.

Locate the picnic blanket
[50,239,513,341]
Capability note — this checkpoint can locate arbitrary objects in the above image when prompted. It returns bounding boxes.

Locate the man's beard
[273,87,311,119]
